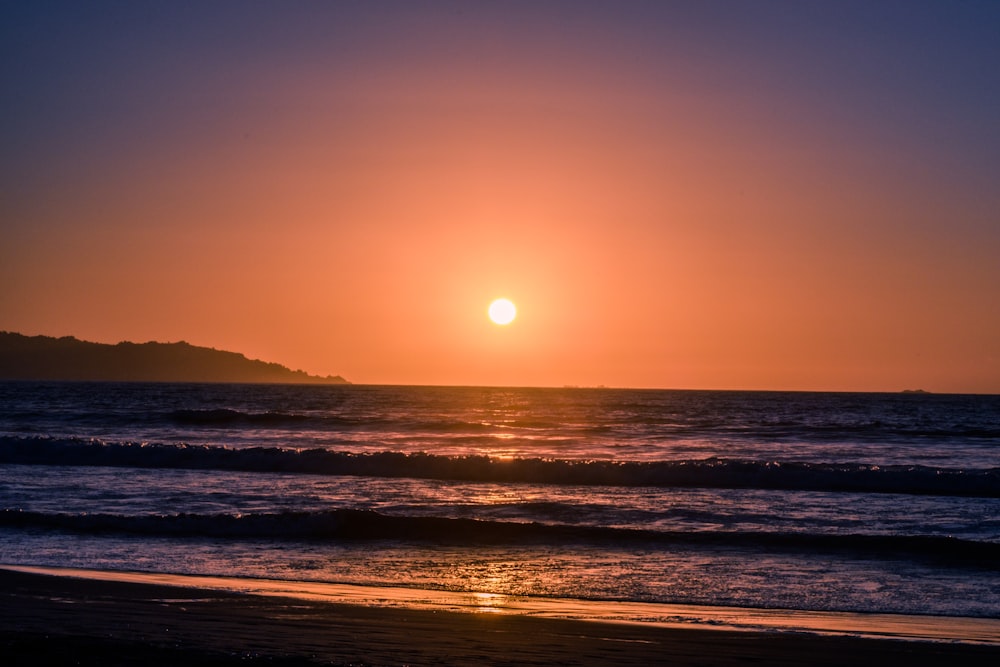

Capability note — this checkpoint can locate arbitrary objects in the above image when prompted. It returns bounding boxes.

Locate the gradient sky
[3,1,999,392]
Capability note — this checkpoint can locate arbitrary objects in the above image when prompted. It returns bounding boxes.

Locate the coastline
[2,566,998,666]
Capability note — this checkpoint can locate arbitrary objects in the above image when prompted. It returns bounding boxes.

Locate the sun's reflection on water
[469,591,509,613]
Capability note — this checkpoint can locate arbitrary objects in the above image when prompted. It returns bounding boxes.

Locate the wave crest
[1,437,998,497]
[2,508,996,567]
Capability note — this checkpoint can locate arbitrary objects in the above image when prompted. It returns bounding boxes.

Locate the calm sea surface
[1,382,998,618]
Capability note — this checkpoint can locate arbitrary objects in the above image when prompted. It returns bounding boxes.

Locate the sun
[488,298,517,325]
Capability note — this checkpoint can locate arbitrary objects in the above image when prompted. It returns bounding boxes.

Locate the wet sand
[2,567,998,666]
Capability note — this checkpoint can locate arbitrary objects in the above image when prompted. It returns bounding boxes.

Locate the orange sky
[2,3,999,392]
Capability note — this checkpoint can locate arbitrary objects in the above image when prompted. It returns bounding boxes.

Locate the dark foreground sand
[2,568,998,666]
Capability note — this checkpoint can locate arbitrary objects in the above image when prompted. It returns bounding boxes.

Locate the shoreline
[4,564,1000,644]
[2,566,999,666]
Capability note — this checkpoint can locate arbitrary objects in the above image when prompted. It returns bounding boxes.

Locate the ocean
[1,382,998,625]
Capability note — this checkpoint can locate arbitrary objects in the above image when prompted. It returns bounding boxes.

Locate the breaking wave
[1,437,998,497]
[2,508,996,567]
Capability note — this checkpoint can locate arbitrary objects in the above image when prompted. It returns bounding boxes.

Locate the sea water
[1,382,998,619]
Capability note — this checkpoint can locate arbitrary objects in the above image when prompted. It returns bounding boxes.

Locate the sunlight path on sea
[4,565,998,645]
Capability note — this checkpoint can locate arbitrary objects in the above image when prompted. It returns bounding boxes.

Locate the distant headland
[0,332,348,384]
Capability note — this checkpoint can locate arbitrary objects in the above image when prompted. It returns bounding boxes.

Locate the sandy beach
[2,567,998,666]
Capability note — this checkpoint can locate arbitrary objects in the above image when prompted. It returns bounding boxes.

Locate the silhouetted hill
[0,332,348,384]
